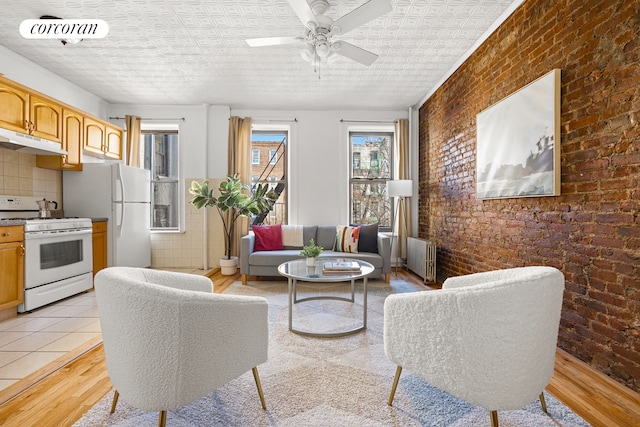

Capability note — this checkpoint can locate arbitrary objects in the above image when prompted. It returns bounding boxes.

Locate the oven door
[24,228,93,289]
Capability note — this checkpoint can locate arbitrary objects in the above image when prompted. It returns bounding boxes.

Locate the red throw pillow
[253,224,284,251]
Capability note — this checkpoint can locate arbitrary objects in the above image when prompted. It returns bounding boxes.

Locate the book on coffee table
[322,260,361,274]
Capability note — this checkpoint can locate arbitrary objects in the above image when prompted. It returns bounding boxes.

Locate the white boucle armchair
[95,267,269,427]
[384,266,565,427]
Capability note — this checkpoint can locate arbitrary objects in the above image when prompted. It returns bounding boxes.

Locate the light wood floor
[0,269,638,427]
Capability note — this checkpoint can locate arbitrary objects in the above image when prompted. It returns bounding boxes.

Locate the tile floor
[0,290,100,391]
[0,268,212,392]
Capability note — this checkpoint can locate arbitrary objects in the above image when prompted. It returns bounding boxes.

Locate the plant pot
[220,256,238,275]
[306,257,317,267]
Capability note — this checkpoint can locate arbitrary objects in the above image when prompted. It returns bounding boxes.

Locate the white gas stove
[0,195,93,312]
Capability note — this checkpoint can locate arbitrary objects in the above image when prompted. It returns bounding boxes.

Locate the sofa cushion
[334,225,361,253]
[249,250,303,266]
[253,224,284,251]
[351,223,379,253]
[282,225,318,249]
[316,226,338,249]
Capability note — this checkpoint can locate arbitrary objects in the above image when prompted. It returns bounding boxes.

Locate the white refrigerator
[63,163,151,268]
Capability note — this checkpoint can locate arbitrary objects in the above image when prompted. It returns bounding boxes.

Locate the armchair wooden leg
[385,273,390,284]
[110,390,119,414]
[388,365,402,406]
[158,410,167,427]
[242,274,247,285]
[539,392,548,413]
[490,410,499,427]
[252,367,267,409]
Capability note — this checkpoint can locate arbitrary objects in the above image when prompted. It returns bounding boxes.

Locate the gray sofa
[240,225,391,284]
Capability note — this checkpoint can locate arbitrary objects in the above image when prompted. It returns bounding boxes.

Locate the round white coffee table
[278,258,375,337]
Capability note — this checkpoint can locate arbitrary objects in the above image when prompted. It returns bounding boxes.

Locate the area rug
[74,278,590,426]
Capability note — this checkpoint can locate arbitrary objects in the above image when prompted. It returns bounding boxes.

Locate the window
[142,127,179,230]
[370,152,379,169]
[250,129,288,225]
[353,152,361,169]
[349,132,393,229]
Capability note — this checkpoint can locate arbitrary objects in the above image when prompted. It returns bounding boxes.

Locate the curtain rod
[109,116,186,121]
[340,119,397,124]
[238,118,297,123]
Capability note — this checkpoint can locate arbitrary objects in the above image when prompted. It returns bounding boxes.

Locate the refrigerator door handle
[115,164,126,203]
[116,202,124,238]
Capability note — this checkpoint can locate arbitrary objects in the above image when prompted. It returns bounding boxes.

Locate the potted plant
[190,174,278,275]
[300,238,323,266]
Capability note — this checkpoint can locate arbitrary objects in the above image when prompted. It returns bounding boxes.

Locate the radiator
[406,237,437,283]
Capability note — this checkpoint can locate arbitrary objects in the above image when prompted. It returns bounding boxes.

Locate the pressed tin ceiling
[0,0,520,110]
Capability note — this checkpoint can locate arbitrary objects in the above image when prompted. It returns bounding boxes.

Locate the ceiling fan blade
[332,41,378,66]
[287,0,317,29]
[246,36,304,47]
[332,0,392,35]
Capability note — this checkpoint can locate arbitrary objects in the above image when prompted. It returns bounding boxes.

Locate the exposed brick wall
[418,0,640,392]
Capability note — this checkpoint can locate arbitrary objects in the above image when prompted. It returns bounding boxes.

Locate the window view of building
[250,130,287,225]
[350,132,393,229]
[143,128,179,230]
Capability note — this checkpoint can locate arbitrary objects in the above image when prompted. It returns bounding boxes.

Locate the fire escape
[252,137,286,225]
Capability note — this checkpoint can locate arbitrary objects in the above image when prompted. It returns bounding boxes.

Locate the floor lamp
[387,179,412,275]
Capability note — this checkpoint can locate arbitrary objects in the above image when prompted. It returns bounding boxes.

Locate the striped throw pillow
[334,225,361,253]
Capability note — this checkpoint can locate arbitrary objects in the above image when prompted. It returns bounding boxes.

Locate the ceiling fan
[246,0,392,67]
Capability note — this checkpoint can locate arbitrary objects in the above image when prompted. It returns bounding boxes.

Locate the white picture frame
[476,69,561,200]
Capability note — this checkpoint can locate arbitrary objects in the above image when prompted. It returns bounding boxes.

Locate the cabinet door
[84,117,106,155]
[29,94,63,142]
[62,108,83,170]
[92,221,108,277]
[104,124,123,160]
[0,81,29,133]
[0,241,25,310]
[35,108,83,170]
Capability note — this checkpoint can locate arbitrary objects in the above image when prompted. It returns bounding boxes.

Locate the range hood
[0,127,66,156]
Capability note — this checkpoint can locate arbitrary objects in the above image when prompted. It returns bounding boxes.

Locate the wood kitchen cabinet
[84,117,123,160]
[29,94,63,142]
[0,80,29,134]
[0,226,25,311]
[92,221,108,277]
[36,107,83,171]
[0,74,124,169]
[104,123,123,159]
[0,77,62,143]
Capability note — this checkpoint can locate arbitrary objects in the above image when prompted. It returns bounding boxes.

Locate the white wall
[107,106,409,227]
[232,109,409,225]
[107,104,230,179]
[0,45,108,118]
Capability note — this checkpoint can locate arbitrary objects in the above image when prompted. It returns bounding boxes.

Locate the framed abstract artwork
[476,69,561,200]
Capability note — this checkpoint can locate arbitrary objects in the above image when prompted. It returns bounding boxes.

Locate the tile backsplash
[0,147,62,203]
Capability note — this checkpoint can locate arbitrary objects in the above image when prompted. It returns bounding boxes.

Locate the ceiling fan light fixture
[246,0,392,69]
[315,41,330,58]
[300,43,315,62]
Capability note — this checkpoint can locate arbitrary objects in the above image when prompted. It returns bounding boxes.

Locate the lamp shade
[387,179,413,197]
